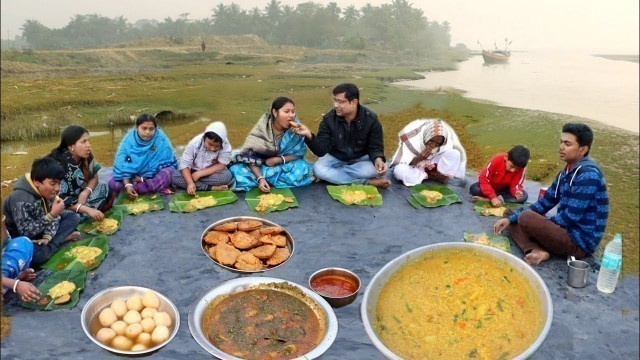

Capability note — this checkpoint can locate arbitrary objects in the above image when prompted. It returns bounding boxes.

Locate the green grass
[1,40,637,275]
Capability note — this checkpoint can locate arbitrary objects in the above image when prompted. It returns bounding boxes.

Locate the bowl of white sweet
[81,286,180,355]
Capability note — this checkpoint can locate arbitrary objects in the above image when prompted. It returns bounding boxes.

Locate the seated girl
[48,125,114,222]
[108,113,178,199]
[391,119,467,186]
[172,121,233,195]
[229,97,314,192]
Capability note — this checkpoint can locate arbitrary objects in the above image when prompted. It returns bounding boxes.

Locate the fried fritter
[230,231,260,249]
[204,230,230,245]
[249,244,277,259]
[237,220,263,231]
[259,234,287,247]
[215,242,241,266]
[235,252,263,271]
[249,229,262,239]
[266,247,290,266]
[208,244,217,259]
[259,226,285,235]
[213,221,237,232]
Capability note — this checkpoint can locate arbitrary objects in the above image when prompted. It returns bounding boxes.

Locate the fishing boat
[478,38,512,64]
[482,50,510,64]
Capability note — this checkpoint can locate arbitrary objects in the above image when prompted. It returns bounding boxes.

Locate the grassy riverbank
[1,37,637,275]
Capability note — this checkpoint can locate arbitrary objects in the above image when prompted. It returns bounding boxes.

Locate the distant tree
[21,20,62,49]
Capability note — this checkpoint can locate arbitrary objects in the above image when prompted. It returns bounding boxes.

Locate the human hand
[51,196,65,216]
[419,147,432,160]
[133,176,143,183]
[16,281,41,302]
[33,238,50,246]
[493,218,510,234]
[87,208,105,221]
[258,178,271,192]
[187,183,197,196]
[293,123,312,140]
[374,158,387,175]
[491,197,503,207]
[515,190,524,200]
[191,171,202,182]
[125,185,138,199]
[18,268,36,282]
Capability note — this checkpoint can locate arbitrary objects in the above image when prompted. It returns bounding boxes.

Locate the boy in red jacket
[469,145,530,206]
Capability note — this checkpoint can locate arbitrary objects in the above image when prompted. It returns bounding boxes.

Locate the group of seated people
[2,82,609,301]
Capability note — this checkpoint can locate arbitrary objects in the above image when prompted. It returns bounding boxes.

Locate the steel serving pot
[200,216,295,273]
[81,285,180,355]
[188,276,338,359]
[360,242,553,360]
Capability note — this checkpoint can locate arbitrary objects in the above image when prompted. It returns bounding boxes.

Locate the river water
[395,51,639,133]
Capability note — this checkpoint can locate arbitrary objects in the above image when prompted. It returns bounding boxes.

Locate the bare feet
[470,195,488,203]
[368,178,391,189]
[64,231,82,243]
[524,249,550,265]
[18,268,36,282]
[209,185,229,191]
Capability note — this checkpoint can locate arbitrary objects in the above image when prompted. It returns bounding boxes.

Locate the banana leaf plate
[169,190,238,213]
[21,269,87,310]
[41,235,109,272]
[113,192,164,215]
[409,184,462,208]
[76,208,124,235]
[474,201,523,217]
[326,184,382,206]
[463,232,511,253]
[245,188,298,213]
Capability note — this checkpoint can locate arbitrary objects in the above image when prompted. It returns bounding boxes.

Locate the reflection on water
[395,51,639,133]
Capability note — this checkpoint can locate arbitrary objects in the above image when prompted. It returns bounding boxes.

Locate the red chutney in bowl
[311,275,358,297]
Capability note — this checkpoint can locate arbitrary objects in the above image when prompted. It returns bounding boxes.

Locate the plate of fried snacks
[113,193,164,215]
[42,235,109,272]
[21,269,87,310]
[463,232,511,252]
[77,209,124,235]
[245,188,298,213]
[474,201,523,217]
[169,190,238,213]
[201,216,294,273]
[407,184,462,208]
[326,184,382,206]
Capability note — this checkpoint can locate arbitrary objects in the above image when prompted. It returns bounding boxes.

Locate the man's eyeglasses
[332,98,350,105]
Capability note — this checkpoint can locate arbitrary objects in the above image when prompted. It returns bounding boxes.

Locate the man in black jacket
[296,83,390,188]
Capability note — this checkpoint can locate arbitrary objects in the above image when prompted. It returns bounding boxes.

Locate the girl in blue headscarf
[108,113,178,199]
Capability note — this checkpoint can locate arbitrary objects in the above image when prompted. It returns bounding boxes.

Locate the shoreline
[395,78,639,135]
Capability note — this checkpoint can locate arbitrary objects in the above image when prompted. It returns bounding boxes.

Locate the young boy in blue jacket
[493,123,609,265]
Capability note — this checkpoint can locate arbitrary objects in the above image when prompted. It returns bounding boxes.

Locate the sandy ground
[1,170,638,359]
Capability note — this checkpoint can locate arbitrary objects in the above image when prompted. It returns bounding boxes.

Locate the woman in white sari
[390,119,467,186]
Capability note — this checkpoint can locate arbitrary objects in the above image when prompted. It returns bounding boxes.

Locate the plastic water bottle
[596,234,622,293]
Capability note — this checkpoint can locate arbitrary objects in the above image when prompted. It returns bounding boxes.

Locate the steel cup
[567,257,590,288]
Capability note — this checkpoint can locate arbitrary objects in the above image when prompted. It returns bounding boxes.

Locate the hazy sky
[1,0,638,53]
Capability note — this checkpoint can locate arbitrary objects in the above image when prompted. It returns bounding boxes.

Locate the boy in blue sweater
[493,123,609,265]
